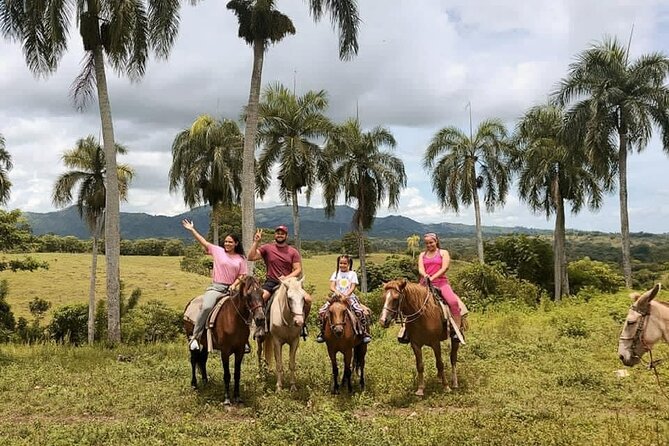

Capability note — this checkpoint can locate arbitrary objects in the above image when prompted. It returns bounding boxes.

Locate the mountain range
[24,205,549,241]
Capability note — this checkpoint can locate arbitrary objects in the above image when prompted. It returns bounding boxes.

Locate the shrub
[567,257,624,294]
[0,280,15,334]
[122,300,183,343]
[49,304,88,344]
[485,235,553,291]
[180,244,212,276]
[364,255,418,291]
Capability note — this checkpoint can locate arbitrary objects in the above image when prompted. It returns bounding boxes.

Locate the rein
[384,285,431,325]
[230,288,263,326]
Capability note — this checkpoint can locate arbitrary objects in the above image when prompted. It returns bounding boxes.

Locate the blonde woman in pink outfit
[417,232,462,332]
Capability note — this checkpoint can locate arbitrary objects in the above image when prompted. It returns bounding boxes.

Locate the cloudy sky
[2,0,669,233]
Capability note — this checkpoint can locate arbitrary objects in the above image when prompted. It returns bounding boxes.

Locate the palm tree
[0,134,12,205]
[169,115,244,246]
[225,0,359,255]
[423,119,511,264]
[256,82,331,251]
[1,0,182,342]
[323,119,406,292]
[513,105,608,300]
[52,136,133,344]
[554,36,669,287]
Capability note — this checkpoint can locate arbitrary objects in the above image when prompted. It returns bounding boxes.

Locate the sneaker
[189,338,200,351]
[316,333,325,343]
[362,335,372,344]
[244,343,251,354]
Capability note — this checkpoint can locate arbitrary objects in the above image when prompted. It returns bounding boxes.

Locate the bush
[485,235,553,291]
[49,304,88,344]
[122,300,183,343]
[0,280,15,334]
[364,255,418,291]
[180,244,212,276]
[567,257,624,294]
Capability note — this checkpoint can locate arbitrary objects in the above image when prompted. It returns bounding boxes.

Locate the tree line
[1,2,668,343]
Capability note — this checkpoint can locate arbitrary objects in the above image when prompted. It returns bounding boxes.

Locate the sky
[1,0,669,234]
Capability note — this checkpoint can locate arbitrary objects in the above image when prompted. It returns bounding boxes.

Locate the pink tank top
[422,250,448,287]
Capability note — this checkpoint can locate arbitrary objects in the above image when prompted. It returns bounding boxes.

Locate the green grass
[2,254,669,444]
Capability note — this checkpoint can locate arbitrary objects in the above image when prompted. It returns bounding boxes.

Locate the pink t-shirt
[259,243,301,280]
[207,244,248,284]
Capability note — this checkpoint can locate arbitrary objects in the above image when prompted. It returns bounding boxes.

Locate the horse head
[281,277,306,327]
[618,284,662,367]
[328,300,348,338]
[240,276,266,337]
[379,278,407,328]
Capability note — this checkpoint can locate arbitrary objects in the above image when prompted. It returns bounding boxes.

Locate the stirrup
[244,343,251,354]
[316,333,325,343]
[362,335,372,344]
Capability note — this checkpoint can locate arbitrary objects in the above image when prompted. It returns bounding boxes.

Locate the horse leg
[433,342,450,392]
[274,338,284,391]
[356,344,367,391]
[343,348,353,393]
[221,353,231,405]
[450,339,460,389]
[233,351,244,404]
[411,342,425,396]
[200,350,209,385]
[328,347,340,394]
[189,350,198,388]
[288,338,299,392]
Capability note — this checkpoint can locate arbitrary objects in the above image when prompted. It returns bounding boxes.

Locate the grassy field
[1,254,669,444]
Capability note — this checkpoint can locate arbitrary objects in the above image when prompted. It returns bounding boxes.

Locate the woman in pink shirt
[418,232,462,336]
[182,219,248,351]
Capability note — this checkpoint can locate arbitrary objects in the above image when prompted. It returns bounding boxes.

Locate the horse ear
[398,278,408,290]
[636,284,661,307]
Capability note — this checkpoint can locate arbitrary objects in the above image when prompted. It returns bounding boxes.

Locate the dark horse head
[239,276,266,339]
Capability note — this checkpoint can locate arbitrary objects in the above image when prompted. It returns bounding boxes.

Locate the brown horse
[323,297,367,394]
[618,284,669,367]
[184,276,265,405]
[379,279,460,396]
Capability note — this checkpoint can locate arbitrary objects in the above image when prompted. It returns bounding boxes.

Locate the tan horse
[379,279,460,396]
[618,284,669,367]
[183,276,265,405]
[323,297,367,394]
[258,277,306,391]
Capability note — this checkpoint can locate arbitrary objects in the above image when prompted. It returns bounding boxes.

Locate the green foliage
[179,244,212,276]
[28,297,51,319]
[567,257,624,294]
[48,304,88,344]
[340,231,370,256]
[452,262,545,310]
[364,254,418,291]
[485,235,553,291]
[0,280,14,342]
[0,256,49,272]
[552,314,589,338]
[0,209,33,252]
[121,300,182,343]
[162,239,185,256]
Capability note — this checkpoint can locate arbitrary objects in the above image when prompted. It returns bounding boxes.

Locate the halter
[618,304,651,356]
[327,303,349,331]
[383,285,431,324]
[230,286,264,326]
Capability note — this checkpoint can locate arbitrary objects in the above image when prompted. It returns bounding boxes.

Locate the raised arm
[247,229,263,261]
[182,219,209,251]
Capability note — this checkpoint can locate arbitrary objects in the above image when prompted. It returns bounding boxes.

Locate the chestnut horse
[184,276,265,405]
[257,277,306,391]
[323,297,367,394]
[379,279,460,396]
[618,284,669,367]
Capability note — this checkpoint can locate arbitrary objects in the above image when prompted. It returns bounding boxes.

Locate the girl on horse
[418,232,463,340]
[316,255,371,344]
[182,219,249,352]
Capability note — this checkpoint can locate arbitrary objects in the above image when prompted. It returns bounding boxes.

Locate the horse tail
[263,333,274,369]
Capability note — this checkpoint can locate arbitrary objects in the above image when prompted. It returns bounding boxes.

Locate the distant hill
[24,205,550,241]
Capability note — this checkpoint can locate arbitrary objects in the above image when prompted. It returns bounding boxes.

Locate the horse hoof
[415,389,424,397]
[223,399,231,406]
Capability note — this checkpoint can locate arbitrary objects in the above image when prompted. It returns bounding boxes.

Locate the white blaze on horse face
[286,286,305,327]
[379,289,395,326]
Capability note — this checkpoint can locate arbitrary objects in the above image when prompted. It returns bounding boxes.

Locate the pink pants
[422,278,461,317]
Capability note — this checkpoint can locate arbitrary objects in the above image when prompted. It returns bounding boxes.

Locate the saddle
[183,293,231,353]
[263,284,287,331]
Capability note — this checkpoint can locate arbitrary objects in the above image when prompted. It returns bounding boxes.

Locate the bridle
[231,285,264,326]
[618,305,651,357]
[327,302,349,332]
[382,285,431,324]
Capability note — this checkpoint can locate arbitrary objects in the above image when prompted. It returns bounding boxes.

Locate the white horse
[618,284,669,367]
[259,277,306,391]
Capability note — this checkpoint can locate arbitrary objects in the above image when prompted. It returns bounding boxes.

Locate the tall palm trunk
[552,176,568,300]
[88,215,104,344]
[212,202,220,246]
[357,219,368,293]
[618,131,632,287]
[291,190,301,252]
[93,45,121,343]
[472,168,484,264]
[241,39,265,267]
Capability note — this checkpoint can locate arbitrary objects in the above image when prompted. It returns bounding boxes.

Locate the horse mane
[399,280,442,320]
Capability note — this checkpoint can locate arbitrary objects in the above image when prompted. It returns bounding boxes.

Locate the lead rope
[641,340,669,403]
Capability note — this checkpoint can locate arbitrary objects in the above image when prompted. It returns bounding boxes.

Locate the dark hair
[222,234,245,257]
[336,255,353,271]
